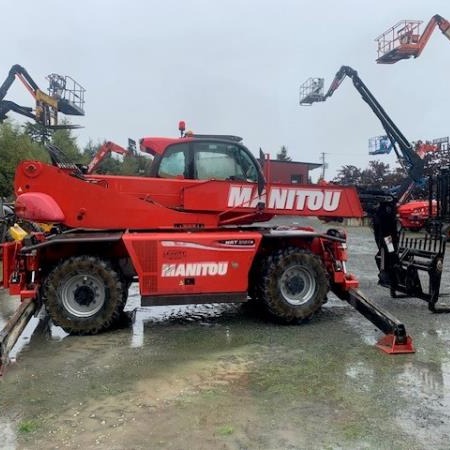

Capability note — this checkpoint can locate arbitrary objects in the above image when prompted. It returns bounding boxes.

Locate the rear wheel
[41,256,125,334]
[259,247,328,324]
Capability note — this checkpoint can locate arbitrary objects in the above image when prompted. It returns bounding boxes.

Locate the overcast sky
[3,0,450,180]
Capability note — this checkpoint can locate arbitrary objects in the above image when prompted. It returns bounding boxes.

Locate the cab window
[157,144,188,178]
[193,142,258,182]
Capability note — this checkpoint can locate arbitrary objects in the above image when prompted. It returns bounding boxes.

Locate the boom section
[13,161,362,229]
[299,66,424,199]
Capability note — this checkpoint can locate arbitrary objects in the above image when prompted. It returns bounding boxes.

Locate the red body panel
[140,136,194,156]
[15,192,65,222]
[397,200,435,230]
[14,162,363,229]
[0,242,19,289]
[122,231,262,296]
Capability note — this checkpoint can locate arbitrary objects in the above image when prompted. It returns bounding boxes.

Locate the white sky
[2,0,450,180]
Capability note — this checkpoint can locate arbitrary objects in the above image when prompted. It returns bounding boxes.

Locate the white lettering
[227,186,253,207]
[227,186,342,212]
[175,265,185,277]
[323,191,341,211]
[268,188,287,209]
[162,264,176,277]
[295,191,308,209]
[285,189,297,209]
[161,262,229,277]
[307,191,324,211]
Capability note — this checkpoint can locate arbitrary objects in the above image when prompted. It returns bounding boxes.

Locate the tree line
[0,120,153,199]
[332,160,405,190]
[332,148,450,196]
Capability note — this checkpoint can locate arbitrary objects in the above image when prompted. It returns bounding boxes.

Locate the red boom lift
[0,121,417,373]
[375,14,450,64]
[85,141,132,174]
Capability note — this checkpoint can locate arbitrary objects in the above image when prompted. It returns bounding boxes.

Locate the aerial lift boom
[0,64,85,128]
[300,65,448,312]
[86,141,131,174]
[375,14,450,64]
[300,66,424,203]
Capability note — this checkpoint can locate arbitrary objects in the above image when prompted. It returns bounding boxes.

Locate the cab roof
[139,134,243,156]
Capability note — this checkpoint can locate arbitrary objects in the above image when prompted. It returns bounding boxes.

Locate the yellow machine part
[37,222,53,233]
[8,224,28,242]
[35,90,58,109]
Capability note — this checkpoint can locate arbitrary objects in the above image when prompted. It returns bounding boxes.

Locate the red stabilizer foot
[376,334,415,354]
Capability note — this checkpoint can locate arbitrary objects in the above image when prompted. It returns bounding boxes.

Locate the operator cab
[140,123,265,194]
[148,139,260,182]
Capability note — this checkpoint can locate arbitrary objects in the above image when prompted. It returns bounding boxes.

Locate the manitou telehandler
[0,120,419,373]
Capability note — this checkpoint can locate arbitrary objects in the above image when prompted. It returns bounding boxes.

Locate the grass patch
[18,419,38,433]
[217,425,234,436]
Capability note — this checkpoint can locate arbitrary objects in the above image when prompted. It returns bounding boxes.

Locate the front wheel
[259,247,328,324]
[41,256,125,334]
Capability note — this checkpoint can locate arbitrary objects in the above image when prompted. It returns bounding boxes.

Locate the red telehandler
[0,121,418,373]
[375,14,450,64]
[300,65,449,314]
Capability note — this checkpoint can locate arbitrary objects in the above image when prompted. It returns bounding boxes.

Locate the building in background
[264,159,322,184]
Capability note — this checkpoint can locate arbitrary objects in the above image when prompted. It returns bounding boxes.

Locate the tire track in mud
[27,350,255,449]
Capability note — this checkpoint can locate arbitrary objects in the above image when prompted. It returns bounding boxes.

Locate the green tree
[276,145,291,161]
[333,165,362,185]
[82,139,98,160]
[50,125,82,163]
[23,122,54,144]
[361,160,391,188]
[0,121,48,198]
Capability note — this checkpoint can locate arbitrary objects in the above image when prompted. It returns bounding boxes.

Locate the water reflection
[0,418,16,450]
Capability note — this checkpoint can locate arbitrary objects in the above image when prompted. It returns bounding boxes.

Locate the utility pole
[320,152,328,179]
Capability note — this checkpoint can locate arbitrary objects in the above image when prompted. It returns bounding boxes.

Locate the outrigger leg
[345,288,414,354]
[0,298,36,375]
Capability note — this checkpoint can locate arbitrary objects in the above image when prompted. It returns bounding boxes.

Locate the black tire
[259,247,328,324]
[41,256,125,335]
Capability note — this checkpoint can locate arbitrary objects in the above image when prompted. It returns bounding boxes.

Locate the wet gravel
[1,218,450,449]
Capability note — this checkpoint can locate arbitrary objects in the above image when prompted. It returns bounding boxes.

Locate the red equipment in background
[375,14,450,64]
[398,200,437,231]
[86,141,131,174]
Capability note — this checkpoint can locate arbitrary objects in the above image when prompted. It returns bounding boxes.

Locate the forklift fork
[0,298,36,375]
[389,229,449,312]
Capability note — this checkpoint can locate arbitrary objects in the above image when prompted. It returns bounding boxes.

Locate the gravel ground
[1,218,450,449]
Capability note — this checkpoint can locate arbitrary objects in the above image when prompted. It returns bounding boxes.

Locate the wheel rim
[279,264,316,306]
[59,273,105,318]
